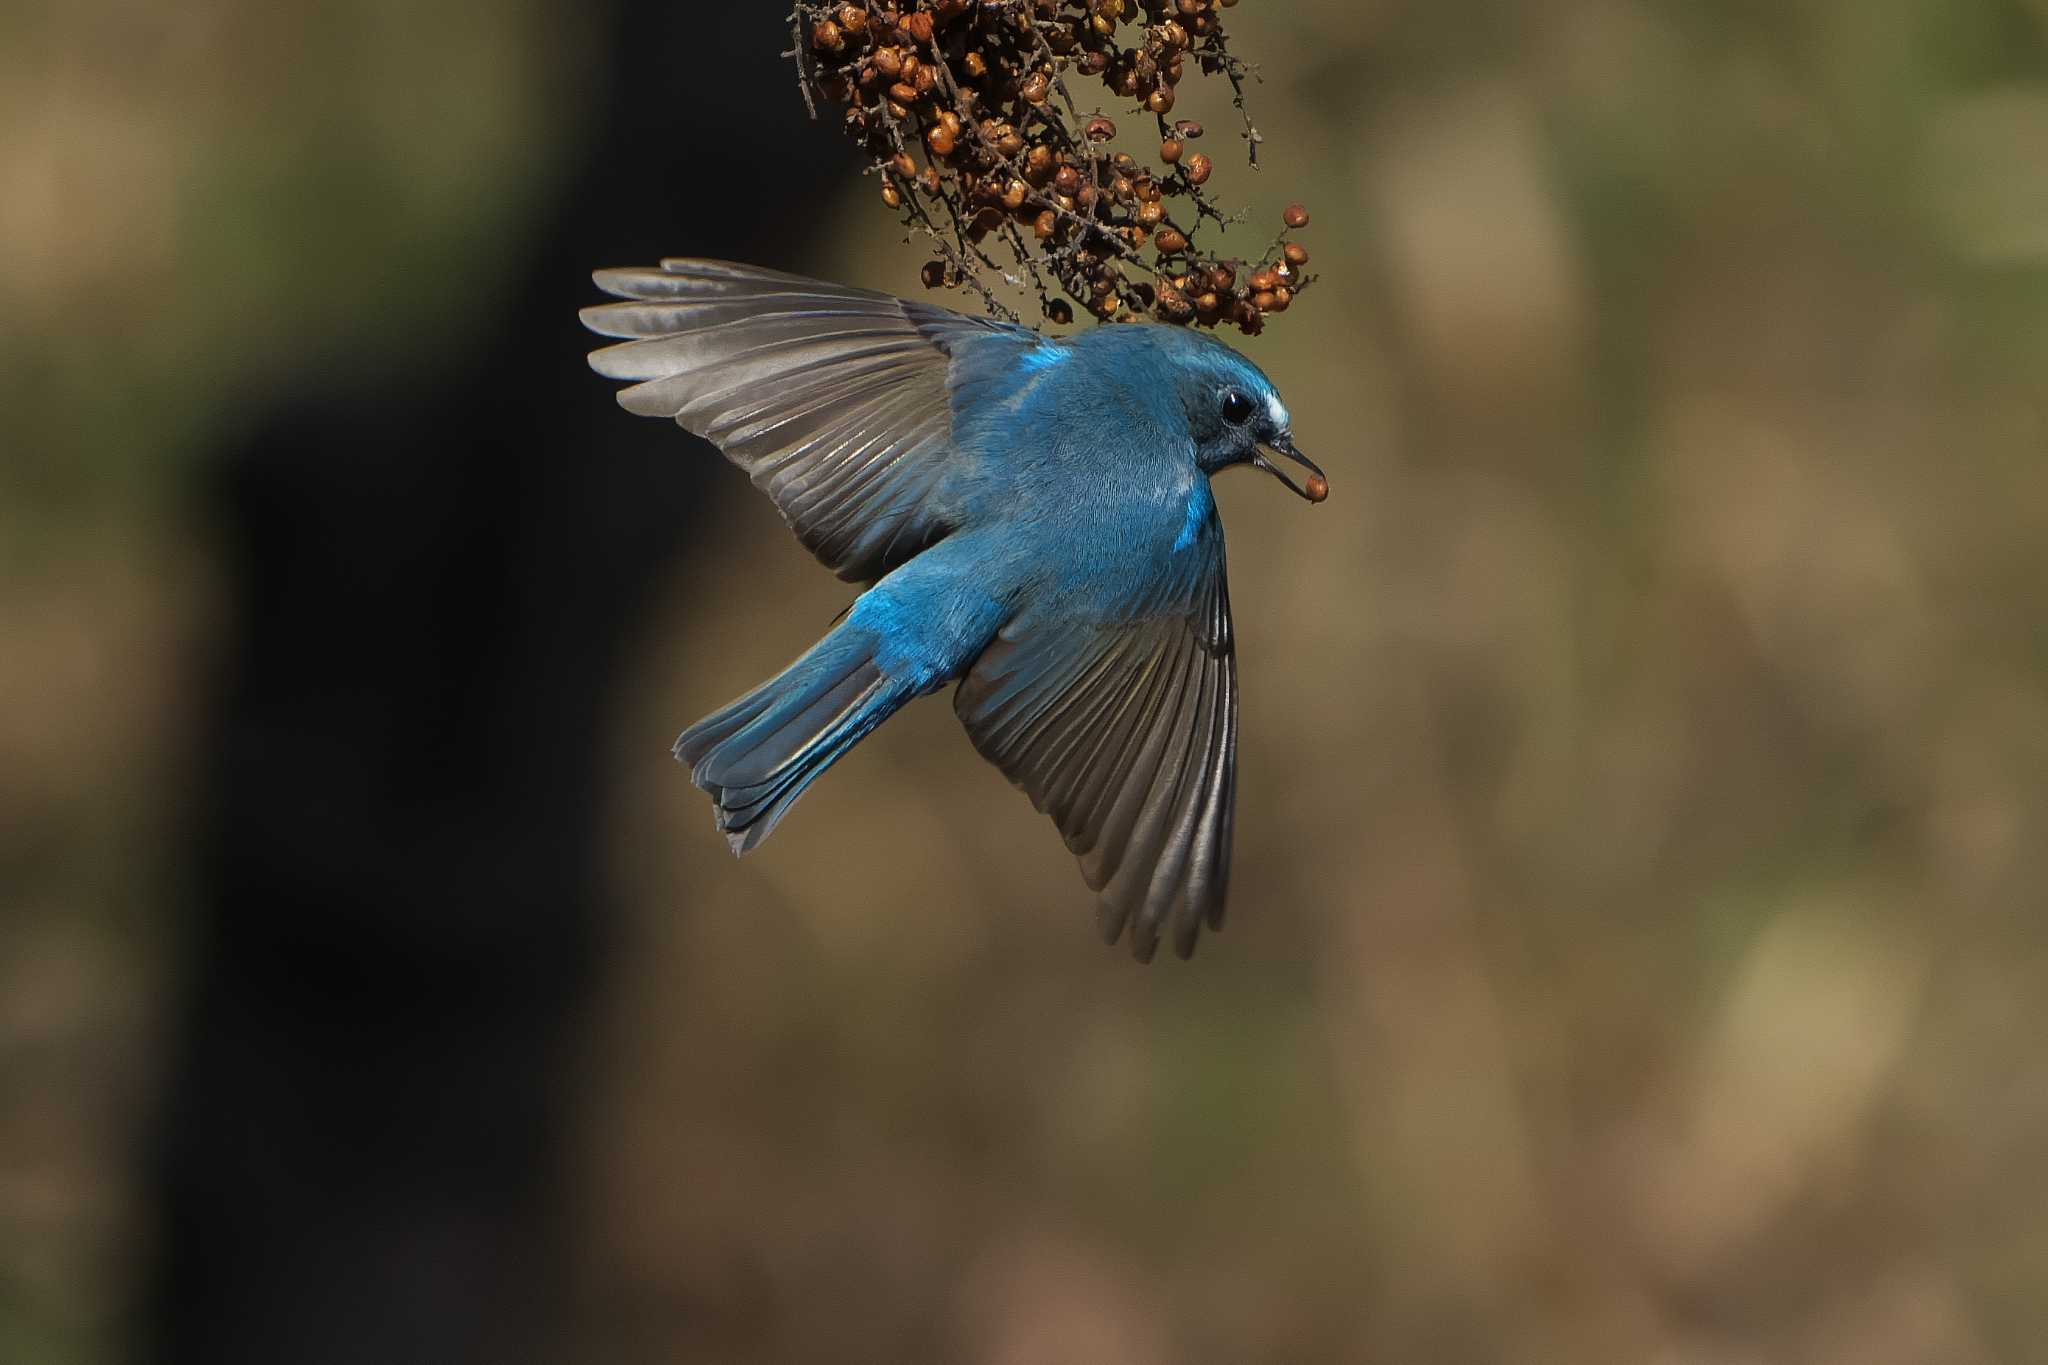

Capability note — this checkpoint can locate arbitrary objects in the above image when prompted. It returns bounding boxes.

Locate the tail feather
[675,630,909,854]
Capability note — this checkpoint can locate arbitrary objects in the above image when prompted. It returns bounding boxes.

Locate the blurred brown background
[5,1,2048,1362]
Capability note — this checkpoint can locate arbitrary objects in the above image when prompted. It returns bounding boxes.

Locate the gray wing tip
[1093,872,1224,963]
[590,266,643,297]
[615,383,679,419]
[592,257,901,307]
[587,338,681,383]
[589,263,718,301]
[578,300,625,333]
[658,256,816,284]
[1093,895,1207,964]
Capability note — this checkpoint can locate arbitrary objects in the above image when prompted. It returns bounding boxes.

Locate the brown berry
[1154,227,1188,253]
[921,260,947,288]
[1174,119,1203,139]
[1283,202,1310,228]
[1047,299,1073,324]
[900,11,934,44]
[1160,137,1183,164]
[1283,242,1309,266]
[927,124,956,156]
[812,19,844,51]
[1085,116,1117,141]
[1183,151,1211,185]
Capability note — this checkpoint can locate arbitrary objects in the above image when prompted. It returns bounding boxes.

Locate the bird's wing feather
[954,527,1236,962]
[581,258,1037,582]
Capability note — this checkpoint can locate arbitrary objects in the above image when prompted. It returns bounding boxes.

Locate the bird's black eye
[1220,389,1256,425]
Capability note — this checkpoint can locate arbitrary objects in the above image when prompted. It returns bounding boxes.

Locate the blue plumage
[582,260,1324,961]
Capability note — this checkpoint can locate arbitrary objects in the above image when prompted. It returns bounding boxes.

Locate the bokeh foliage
[6,0,2048,1361]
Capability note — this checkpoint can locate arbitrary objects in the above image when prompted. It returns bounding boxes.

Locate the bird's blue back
[937,321,1276,611]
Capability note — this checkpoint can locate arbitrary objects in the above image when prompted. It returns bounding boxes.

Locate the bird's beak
[1252,437,1328,503]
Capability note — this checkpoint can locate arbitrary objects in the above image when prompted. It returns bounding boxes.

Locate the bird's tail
[674,625,913,854]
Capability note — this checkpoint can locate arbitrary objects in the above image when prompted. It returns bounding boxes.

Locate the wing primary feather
[1084,625,1199,895]
[952,525,1240,961]
[1174,657,1235,955]
[1110,636,1208,958]
[1140,652,1224,956]
[1063,629,1182,865]
[582,257,1040,584]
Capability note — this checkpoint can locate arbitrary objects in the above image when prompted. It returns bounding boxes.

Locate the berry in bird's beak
[1253,438,1328,503]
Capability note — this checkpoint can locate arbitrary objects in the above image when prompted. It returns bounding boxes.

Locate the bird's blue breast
[1174,480,1214,553]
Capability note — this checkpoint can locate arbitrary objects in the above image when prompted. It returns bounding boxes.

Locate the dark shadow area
[139,7,848,1362]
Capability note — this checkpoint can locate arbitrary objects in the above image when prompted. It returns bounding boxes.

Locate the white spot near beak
[1266,393,1290,432]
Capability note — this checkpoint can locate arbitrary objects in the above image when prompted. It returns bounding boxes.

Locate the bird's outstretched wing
[581,258,1036,583]
[954,528,1236,962]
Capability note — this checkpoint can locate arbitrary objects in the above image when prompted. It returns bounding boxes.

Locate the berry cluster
[793,0,1312,334]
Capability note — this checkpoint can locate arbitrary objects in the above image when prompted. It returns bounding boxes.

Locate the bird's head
[1160,330,1327,503]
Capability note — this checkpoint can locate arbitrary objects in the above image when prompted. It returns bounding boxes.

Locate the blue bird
[581,259,1324,960]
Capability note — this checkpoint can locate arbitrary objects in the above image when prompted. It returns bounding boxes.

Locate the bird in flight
[581,259,1324,961]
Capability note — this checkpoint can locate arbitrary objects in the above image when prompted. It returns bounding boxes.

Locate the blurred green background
[6,0,2048,1361]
